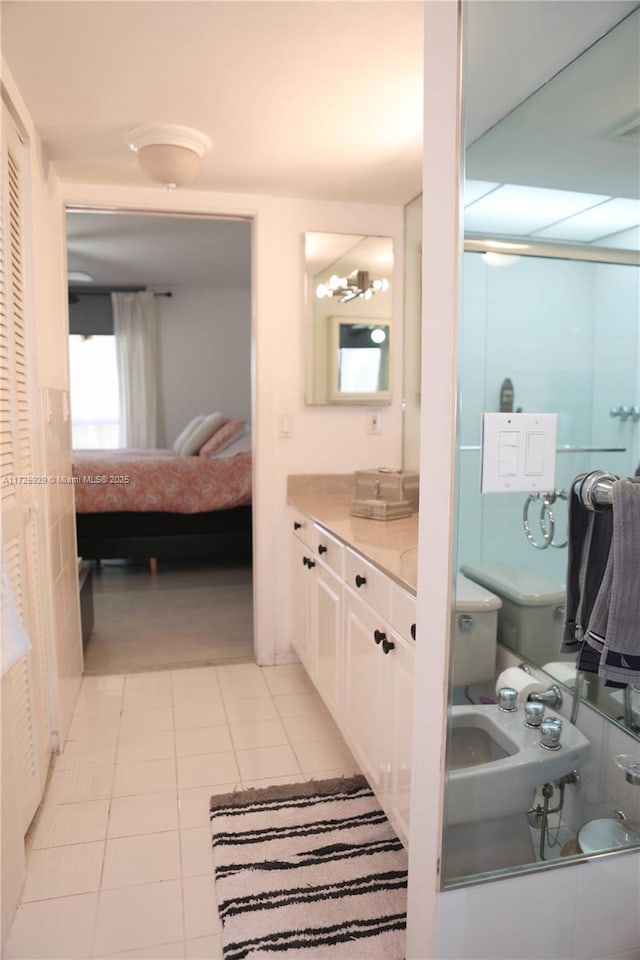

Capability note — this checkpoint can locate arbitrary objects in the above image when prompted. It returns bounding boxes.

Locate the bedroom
[67,210,255,673]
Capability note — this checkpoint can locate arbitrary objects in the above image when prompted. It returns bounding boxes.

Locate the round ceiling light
[128,124,212,190]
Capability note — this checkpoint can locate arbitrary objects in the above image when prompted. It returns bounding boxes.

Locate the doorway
[66,209,255,674]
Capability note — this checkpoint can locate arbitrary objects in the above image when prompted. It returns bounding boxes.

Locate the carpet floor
[209,775,408,960]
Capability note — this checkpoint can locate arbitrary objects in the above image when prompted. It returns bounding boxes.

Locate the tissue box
[353,469,419,511]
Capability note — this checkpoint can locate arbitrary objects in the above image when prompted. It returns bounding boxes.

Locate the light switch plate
[481,412,557,493]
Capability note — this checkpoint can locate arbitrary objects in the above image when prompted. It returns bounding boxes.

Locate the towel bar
[573,470,618,511]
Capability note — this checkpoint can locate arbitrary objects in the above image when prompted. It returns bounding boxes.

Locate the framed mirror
[305,232,394,405]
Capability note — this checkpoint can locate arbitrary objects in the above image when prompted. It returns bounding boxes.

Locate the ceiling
[66,212,252,288]
[2,1,637,283]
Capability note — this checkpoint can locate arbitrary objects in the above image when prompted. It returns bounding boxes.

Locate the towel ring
[523,493,554,550]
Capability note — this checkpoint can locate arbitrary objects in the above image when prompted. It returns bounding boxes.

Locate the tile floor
[6,662,360,959]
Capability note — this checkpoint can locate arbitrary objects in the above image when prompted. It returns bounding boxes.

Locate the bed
[73,447,252,568]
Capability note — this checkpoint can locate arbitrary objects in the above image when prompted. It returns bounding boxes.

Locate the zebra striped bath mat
[209,775,408,959]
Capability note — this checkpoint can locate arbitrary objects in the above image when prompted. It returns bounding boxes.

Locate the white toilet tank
[460,562,566,665]
[453,575,501,686]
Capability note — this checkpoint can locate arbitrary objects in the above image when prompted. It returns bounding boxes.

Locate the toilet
[452,575,501,686]
[460,562,567,665]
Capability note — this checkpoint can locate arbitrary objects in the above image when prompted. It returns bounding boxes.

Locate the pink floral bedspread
[72,449,252,514]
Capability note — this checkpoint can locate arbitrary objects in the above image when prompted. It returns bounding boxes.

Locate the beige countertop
[287,494,419,594]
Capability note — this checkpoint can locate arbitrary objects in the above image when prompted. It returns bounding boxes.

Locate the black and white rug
[209,775,408,959]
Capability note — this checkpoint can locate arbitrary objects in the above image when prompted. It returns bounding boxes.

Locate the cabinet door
[343,590,389,792]
[291,536,316,673]
[314,564,342,720]
[388,631,414,847]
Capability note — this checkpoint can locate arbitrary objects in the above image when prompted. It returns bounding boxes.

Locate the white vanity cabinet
[289,509,416,848]
[290,511,344,716]
[290,532,316,672]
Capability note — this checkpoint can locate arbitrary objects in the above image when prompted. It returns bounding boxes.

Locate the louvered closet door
[1,102,51,832]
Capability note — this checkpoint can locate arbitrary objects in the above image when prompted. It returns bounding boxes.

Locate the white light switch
[481,413,557,493]
[498,431,518,476]
[525,431,545,475]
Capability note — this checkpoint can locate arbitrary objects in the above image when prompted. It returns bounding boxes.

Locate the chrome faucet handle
[540,716,563,751]
[498,687,518,712]
[524,701,545,728]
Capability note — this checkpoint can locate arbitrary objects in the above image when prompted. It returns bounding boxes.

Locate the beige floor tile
[22,841,104,902]
[173,701,227,731]
[112,758,177,797]
[181,826,214,878]
[178,784,238,829]
[172,667,222,706]
[120,706,174,735]
[229,718,288,750]
[272,690,329,718]
[177,752,240,790]
[117,731,176,764]
[262,663,313,695]
[182,875,220,941]
[281,711,342,743]
[68,711,122,741]
[102,831,181,888]
[32,799,110,849]
[4,892,98,959]
[235,744,301,781]
[185,934,223,959]
[241,775,308,789]
[217,664,270,700]
[223,696,278,725]
[94,880,184,956]
[72,693,123,717]
[175,725,233,758]
[108,792,179,838]
[109,942,184,959]
[54,737,118,771]
[45,765,114,805]
[123,673,173,708]
[293,738,358,773]
[80,675,125,696]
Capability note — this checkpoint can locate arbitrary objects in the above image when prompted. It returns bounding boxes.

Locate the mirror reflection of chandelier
[316,269,389,303]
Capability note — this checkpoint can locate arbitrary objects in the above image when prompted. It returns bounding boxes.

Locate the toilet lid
[577,818,638,854]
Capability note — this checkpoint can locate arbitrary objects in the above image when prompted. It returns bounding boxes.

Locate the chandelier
[316,269,389,303]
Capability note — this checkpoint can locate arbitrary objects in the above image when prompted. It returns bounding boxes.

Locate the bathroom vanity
[288,491,417,848]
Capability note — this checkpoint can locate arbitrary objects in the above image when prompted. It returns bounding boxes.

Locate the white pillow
[173,414,205,453]
[211,427,252,459]
[180,412,227,456]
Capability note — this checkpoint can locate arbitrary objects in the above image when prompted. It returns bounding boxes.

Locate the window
[69,334,120,448]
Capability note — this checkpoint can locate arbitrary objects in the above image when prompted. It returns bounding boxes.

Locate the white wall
[158,285,251,447]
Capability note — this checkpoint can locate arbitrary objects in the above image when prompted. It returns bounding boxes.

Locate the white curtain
[112,291,159,448]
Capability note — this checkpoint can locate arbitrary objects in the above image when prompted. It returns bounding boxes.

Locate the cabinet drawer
[390,583,417,645]
[314,524,344,579]
[345,548,390,621]
[290,509,316,551]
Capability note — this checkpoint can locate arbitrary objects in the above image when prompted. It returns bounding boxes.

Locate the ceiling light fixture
[128,124,212,190]
[67,271,94,283]
[316,269,389,303]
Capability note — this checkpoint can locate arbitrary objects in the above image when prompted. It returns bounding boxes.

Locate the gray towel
[562,473,613,655]
[586,477,640,684]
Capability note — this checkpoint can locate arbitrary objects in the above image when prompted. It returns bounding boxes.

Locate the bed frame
[75,505,253,568]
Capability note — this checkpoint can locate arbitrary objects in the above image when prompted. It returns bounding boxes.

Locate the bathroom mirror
[441,3,640,887]
[305,232,394,405]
